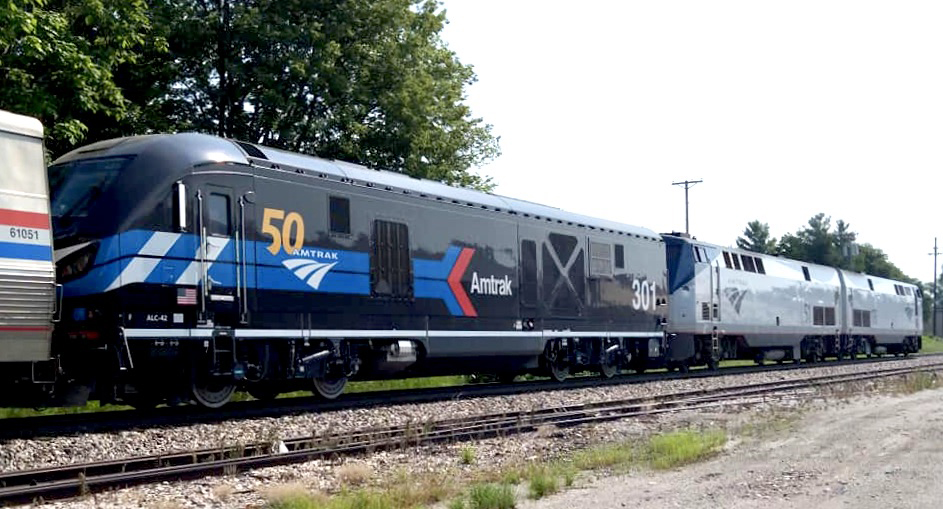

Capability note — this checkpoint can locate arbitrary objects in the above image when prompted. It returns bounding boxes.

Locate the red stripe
[0,208,49,229]
[448,247,477,317]
[0,326,50,332]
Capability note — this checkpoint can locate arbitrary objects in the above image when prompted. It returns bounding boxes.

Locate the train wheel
[312,374,347,400]
[191,376,236,408]
[599,356,618,379]
[598,339,620,379]
[544,340,569,382]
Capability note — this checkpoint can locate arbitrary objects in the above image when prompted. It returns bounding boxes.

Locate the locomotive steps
[2,359,942,505]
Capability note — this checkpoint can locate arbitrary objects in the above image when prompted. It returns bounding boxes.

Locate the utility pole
[672,179,702,235]
[932,238,939,336]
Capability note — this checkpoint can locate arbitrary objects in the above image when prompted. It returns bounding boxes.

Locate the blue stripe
[414,246,464,316]
[413,246,461,280]
[63,259,121,297]
[256,266,369,294]
[415,279,462,315]
[65,229,465,315]
[0,241,52,261]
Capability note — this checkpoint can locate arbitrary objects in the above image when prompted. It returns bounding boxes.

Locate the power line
[672,179,702,235]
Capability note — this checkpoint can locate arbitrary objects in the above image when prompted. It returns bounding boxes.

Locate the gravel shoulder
[3,356,940,473]
[521,386,943,509]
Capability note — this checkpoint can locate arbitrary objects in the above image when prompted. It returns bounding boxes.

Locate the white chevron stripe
[293,261,325,281]
[306,262,337,289]
[175,237,230,285]
[105,232,180,291]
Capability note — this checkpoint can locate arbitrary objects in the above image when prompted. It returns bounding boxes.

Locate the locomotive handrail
[52,283,63,323]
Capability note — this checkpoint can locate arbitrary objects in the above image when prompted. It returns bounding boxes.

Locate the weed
[468,483,515,509]
[527,468,558,499]
[560,466,577,487]
[897,371,938,394]
[336,462,372,486]
[212,483,234,501]
[645,429,727,470]
[738,410,801,439]
[460,446,476,465]
[572,442,636,471]
[449,497,467,509]
[263,483,325,509]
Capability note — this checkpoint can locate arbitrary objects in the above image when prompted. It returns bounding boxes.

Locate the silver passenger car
[0,109,55,362]
[664,234,921,365]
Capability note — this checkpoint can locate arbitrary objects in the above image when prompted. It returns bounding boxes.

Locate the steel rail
[1,360,940,505]
[0,352,935,441]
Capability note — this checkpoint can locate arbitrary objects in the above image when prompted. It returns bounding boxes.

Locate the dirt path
[521,388,943,509]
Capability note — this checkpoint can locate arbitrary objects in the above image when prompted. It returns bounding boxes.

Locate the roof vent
[234,141,267,159]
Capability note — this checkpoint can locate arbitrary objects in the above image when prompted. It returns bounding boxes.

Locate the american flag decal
[177,287,197,305]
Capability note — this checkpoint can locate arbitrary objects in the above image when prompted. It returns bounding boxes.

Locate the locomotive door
[711,261,721,322]
[195,176,254,325]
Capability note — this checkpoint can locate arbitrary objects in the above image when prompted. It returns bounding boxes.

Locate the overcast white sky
[440,0,943,284]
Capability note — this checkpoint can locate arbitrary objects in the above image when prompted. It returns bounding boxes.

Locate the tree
[736,220,777,254]
[851,244,908,281]
[797,213,840,267]
[770,213,909,276]
[0,0,157,156]
[117,0,499,189]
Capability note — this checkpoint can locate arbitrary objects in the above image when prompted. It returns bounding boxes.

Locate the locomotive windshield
[48,156,133,223]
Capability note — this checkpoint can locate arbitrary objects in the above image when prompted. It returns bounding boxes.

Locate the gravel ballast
[1,356,938,474]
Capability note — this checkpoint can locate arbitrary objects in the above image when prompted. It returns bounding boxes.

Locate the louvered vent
[234,141,267,159]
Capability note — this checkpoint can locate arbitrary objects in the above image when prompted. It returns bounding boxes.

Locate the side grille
[0,261,55,361]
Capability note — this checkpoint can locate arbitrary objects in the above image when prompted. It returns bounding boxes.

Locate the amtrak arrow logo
[448,247,477,317]
[723,287,748,314]
[282,258,338,290]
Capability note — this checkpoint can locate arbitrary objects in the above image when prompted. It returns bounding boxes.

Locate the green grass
[897,371,938,394]
[258,428,727,509]
[262,472,455,509]
[644,429,728,470]
[460,446,476,465]
[345,375,468,393]
[920,336,943,354]
[569,428,727,472]
[0,401,131,419]
[467,483,516,509]
[527,468,558,499]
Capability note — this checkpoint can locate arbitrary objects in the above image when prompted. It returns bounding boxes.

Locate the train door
[519,237,539,324]
[194,175,254,326]
[710,259,721,323]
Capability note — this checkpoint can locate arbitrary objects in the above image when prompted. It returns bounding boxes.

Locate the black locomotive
[42,133,669,407]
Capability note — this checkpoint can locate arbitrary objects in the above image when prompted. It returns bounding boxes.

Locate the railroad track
[0,352,935,440]
[1,360,940,505]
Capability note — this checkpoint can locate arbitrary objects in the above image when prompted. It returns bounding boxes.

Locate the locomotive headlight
[57,244,98,281]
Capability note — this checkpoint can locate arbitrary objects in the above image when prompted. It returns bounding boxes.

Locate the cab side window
[207,193,230,236]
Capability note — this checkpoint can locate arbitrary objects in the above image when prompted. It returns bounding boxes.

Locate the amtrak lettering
[291,248,339,260]
[470,272,513,296]
[283,247,346,290]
